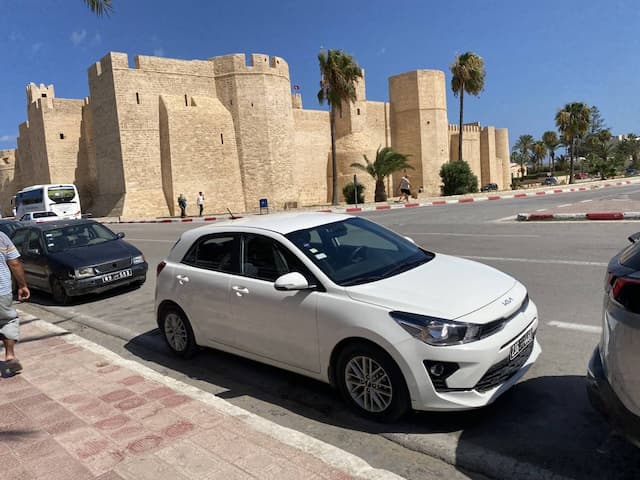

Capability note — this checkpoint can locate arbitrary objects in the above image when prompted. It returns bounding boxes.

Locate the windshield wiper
[383,258,429,277]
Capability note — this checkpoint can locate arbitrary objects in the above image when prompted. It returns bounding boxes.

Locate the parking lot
[15,184,640,480]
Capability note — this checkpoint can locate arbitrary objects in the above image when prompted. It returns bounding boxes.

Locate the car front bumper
[62,263,148,296]
[587,346,640,447]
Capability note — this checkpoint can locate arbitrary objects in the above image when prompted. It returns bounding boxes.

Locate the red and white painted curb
[518,212,640,221]
[98,178,640,224]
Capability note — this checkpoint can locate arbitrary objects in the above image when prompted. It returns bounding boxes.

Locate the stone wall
[0,149,15,217]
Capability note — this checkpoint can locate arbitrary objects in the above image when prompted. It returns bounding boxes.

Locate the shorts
[401,188,411,195]
[0,293,19,341]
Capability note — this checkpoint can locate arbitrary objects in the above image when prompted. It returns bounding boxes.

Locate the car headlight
[75,267,96,279]
[390,311,481,346]
[132,255,145,265]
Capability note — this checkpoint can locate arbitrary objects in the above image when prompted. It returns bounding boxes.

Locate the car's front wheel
[50,277,69,305]
[159,305,198,358]
[336,342,410,422]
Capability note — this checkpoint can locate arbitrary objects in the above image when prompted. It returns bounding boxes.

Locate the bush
[440,161,478,196]
[342,182,365,204]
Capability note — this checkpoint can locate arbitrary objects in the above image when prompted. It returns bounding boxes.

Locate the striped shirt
[0,232,19,296]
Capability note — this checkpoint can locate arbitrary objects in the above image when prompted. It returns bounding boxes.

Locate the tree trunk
[330,108,338,205]
[374,179,387,202]
[550,152,555,173]
[569,139,575,184]
[458,88,464,162]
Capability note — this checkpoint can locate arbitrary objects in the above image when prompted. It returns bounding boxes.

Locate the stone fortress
[1,51,510,218]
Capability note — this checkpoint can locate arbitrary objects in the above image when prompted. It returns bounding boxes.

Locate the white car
[155,213,541,420]
[19,211,59,223]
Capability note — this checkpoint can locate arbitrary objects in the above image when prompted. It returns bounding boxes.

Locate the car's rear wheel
[50,277,69,305]
[159,305,198,358]
[335,342,410,422]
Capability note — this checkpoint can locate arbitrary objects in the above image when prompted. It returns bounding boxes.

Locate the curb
[517,212,640,221]
[96,178,640,224]
[20,310,404,480]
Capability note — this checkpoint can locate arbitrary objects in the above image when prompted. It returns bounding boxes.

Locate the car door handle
[232,285,249,296]
[176,274,189,285]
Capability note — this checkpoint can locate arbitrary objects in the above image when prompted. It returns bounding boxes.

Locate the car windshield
[0,222,18,237]
[286,217,434,286]
[44,223,118,253]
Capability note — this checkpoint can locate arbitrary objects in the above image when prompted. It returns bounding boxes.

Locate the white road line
[462,255,608,267]
[548,321,602,334]
[580,199,593,203]
[536,208,547,212]
[406,232,540,238]
[126,238,175,243]
[558,204,572,208]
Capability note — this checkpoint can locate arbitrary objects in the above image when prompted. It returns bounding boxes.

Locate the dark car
[543,177,558,185]
[11,219,147,304]
[0,219,22,238]
[480,182,498,192]
[587,231,640,447]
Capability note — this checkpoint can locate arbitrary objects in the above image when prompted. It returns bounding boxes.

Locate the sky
[1,0,639,151]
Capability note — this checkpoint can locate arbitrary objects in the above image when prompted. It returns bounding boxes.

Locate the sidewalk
[517,196,640,221]
[1,312,403,480]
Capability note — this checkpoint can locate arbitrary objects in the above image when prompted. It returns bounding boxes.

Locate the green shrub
[440,161,478,196]
[342,181,366,204]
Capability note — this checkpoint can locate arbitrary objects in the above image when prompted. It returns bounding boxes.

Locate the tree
[532,141,547,173]
[617,134,640,169]
[588,105,607,136]
[541,131,560,173]
[83,0,112,16]
[318,49,363,205]
[555,102,591,184]
[512,134,534,177]
[350,146,413,202]
[440,161,478,195]
[585,130,620,179]
[450,52,485,163]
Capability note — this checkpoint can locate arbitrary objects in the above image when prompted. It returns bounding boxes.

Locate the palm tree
[513,134,534,177]
[450,52,485,163]
[541,131,560,173]
[585,130,618,179]
[83,0,112,16]
[555,102,591,183]
[617,133,640,169]
[350,147,413,202]
[318,49,363,205]
[532,141,547,174]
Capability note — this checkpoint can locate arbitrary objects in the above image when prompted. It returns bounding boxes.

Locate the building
[2,51,510,218]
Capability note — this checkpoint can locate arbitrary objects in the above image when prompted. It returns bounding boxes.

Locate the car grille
[94,258,132,274]
[478,294,530,340]
[474,338,535,393]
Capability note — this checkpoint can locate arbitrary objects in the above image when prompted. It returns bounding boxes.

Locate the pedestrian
[178,194,187,218]
[0,231,30,376]
[398,172,411,202]
[197,191,204,217]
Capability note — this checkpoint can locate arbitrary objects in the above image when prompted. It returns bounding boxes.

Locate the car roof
[16,219,97,231]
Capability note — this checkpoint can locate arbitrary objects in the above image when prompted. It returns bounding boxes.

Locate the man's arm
[7,258,30,302]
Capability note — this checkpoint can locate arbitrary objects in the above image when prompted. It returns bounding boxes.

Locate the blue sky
[1,0,639,150]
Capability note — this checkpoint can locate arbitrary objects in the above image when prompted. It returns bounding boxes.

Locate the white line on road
[126,238,175,243]
[558,204,572,208]
[536,208,547,212]
[405,232,540,238]
[462,255,608,267]
[580,199,593,203]
[548,321,602,334]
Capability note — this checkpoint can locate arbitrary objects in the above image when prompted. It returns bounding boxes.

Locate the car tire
[335,342,410,422]
[50,277,69,305]
[159,305,198,358]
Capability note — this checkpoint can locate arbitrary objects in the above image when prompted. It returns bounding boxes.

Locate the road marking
[126,238,174,243]
[462,255,608,267]
[536,208,547,212]
[558,204,572,208]
[406,232,540,238]
[548,321,602,334]
[580,199,593,203]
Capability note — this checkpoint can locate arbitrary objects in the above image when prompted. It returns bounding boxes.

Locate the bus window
[48,186,77,203]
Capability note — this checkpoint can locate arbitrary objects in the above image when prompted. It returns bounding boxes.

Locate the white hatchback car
[155,213,541,420]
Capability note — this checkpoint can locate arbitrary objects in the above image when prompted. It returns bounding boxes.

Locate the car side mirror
[629,232,640,244]
[404,236,416,244]
[116,232,125,239]
[274,272,312,291]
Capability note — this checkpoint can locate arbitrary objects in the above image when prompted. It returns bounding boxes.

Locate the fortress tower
[211,53,296,210]
[389,70,450,196]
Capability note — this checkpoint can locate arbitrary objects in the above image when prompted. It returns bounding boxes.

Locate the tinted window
[183,234,239,273]
[620,241,640,270]
[47,186,77,203]
[243,234,310,282]
[33,211,57,218]
[45,223,117,252]
[11,229,29,253]
[17,188,44,206]
[28,230,41,252]
[0,222,19,237]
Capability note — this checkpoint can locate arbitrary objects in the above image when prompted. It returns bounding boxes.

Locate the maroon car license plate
[102,269,132,284]
[510,328,534,360]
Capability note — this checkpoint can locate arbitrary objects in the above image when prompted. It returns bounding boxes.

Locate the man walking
[398,172,411,202]
[178,194,187,218]
[0,231,30,375]
[197,191,204,217]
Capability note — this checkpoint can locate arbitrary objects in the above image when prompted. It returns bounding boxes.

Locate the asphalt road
[16,183,640,480]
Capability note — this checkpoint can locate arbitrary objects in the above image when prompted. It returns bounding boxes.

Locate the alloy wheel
[344,355,393,413]
[164,312,188,352]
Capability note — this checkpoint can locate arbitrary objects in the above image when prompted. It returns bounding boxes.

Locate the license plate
[510,328,534,360]
[102,269,132,284]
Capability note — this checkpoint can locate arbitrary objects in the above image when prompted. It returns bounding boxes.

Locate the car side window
[182,234,239,274]
[11,229,29,254]
[243,234,317,284]
[27,230,42,253]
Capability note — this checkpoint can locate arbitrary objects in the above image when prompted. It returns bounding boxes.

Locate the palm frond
[83,0,112,16]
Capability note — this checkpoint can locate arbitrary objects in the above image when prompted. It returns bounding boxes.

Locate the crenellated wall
[0,149,15,217]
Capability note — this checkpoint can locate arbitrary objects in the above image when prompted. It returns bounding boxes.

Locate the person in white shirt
[398,174,411,202]
[197,192,204,216]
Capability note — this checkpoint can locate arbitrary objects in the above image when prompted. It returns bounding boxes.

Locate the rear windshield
[620,241,640,270]
[48,187,76,203]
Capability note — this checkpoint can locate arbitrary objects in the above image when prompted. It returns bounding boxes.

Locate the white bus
[15,184,81,220]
